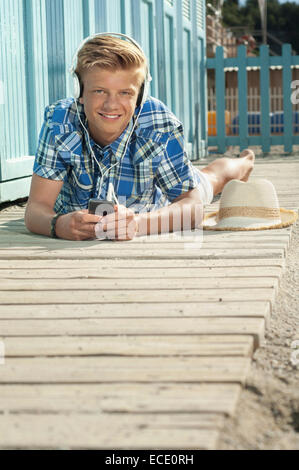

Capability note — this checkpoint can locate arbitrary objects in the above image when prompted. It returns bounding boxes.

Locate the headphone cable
[74,98,143,205]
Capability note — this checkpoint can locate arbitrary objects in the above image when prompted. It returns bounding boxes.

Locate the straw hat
[203,178,298,231]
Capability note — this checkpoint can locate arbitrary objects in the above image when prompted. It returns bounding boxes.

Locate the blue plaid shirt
[33,97,198,214]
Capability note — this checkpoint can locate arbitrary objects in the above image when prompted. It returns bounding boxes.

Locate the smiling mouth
[99,113,121,120]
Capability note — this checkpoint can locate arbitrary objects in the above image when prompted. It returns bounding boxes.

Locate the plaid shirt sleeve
[154,124,197,202]
[33,106,69,181]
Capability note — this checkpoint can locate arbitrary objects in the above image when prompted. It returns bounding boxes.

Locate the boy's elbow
[24,204,33,232]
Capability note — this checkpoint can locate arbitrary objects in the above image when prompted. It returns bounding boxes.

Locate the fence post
[215,46,226,154]
[282,44,293,153]
[237,45,248,151]
[260,45,270,153]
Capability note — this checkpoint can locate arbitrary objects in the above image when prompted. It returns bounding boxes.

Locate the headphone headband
[70,32,152,107]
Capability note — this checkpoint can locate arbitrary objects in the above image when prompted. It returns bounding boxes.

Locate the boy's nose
[103,94,119,110]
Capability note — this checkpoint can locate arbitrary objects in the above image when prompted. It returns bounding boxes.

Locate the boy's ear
[79,96,84,104]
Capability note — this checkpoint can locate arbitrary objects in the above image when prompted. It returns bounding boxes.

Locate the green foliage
[221,0,243,27]
[218,0,299,53]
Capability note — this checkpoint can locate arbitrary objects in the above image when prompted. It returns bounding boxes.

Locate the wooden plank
[0,411,223,431]
[0,276,279,291]
[0,383,241,415]
[0,226,289,241]
[0,300,271,323]
[0,214,26,219]
[0,317,265,341]
[0,287,277,305]
[0,214,290,226]
[0,414,221,449]
[0,231,291,244]
[0,243,288,256]
[0,257,287,268]
[0,222,293,240]
[0,266,284,279]
[0,207,290,219]
[0,220,26,225]
[0,248,285,259]
[0,236,290,249]
[0,217,292,232]
[2,334,254,357]
[0,356,251,383]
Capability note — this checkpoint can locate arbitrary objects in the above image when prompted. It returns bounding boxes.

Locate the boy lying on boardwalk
[25,34,254,241]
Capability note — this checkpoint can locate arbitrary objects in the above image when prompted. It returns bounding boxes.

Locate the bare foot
[239,149,255,181]
[200,150,256,196]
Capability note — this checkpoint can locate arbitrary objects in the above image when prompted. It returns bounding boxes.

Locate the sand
[217,220,299,450]
[207,145,299,450]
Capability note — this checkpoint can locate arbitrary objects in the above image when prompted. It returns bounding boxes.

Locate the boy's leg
[200,149,255,197]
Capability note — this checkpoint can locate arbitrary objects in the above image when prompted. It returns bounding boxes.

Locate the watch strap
[50,213,62,238]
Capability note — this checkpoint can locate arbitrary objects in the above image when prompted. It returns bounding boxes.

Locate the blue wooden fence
[0,0,207,203]
[207,44,299,154]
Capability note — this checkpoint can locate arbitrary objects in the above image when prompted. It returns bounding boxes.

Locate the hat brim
[203,208,298,231]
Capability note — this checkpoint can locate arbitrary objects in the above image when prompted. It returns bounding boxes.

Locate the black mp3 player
[88,199,115,216]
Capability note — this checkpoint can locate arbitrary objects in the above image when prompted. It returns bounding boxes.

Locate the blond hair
[75,35,147,89]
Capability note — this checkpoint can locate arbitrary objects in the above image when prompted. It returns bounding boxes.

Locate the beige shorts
[195,168,214,206]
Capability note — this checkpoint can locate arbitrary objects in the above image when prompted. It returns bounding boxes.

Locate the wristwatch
[50,213,62,238]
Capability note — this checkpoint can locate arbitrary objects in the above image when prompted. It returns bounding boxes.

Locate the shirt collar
[109,117,136,159]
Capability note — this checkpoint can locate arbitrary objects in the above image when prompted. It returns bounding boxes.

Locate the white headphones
[69,32,152,109]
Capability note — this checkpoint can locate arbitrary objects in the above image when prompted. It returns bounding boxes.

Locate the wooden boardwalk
[0,158,298,449]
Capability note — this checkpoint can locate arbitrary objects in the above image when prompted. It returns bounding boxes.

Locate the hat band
[219,206,281,220]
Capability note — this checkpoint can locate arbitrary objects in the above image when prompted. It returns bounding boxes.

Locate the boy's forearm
[25,202,56,237]
[136,198,203,237]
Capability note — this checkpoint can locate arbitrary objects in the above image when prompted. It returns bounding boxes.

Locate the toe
[240,149,255,161]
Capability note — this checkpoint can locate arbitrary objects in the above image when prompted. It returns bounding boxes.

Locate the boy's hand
[55,209,101,240]
[95,205,138,241]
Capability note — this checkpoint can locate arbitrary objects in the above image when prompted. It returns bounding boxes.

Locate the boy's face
[79,66,145,147]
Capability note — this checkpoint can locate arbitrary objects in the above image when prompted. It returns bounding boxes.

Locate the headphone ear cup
[73,73,81,99]
[136,79,150,109]
[136,82,144,108]
[140,79,149,108]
